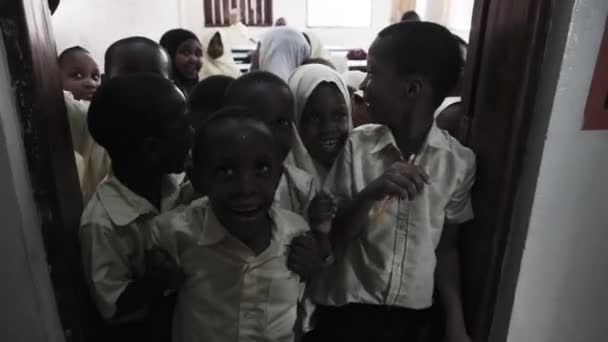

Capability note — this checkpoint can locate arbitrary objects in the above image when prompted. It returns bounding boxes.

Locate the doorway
[0,0,555,341]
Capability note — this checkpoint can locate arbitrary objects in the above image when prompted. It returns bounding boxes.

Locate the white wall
[507,0,608,341]
[0,35,65,342]
[52,0,473,71]
[180,0,392,49]
[52,0,181,70]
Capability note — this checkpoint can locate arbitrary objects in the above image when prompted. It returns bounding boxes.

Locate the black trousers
[304,303,430,342]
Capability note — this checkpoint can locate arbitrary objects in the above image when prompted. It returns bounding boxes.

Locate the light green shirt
[149,198,310,342]
[79,174,187,320]
[313,123,476,309]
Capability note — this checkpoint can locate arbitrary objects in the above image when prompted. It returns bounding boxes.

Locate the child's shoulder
[271,206,310,240]
[156,197,210,229]
[351,123,387,141]
[282,163,317,198]
[283,163,315,186]
[435,127,476,169]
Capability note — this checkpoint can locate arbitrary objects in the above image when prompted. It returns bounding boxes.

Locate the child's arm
[307,192,337,261]
[436,153,476,342]
[332,161,429,242]
[287,192,337,280]
[435,224,471,342]
[116,248,184,316]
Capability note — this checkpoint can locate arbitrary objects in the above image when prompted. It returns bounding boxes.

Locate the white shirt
[313,123,476,309]
[149,199,310,342]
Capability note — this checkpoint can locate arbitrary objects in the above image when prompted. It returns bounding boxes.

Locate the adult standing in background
[275,17,287,26]
[401,10,421,21]
[224,9,256,47]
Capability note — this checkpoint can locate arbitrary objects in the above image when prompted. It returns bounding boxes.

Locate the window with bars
[204,0,273,27]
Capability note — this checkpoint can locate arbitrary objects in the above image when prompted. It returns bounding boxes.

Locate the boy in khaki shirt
[308,22,475,342]
[80,74,191,341]
[149,107,336,342]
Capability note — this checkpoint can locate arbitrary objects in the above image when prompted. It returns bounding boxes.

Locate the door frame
[460,0,555,341]
[0,1,96,341]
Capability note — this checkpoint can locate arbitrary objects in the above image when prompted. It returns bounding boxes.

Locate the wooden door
[459,0,555,341]
[0,1,98,341]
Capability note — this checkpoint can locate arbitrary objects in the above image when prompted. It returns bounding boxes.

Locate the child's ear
[403,77,423,98]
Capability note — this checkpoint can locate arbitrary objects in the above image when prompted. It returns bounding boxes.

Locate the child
[59,46,101,101]
[67,37,173,203]
[104,36,172,80]
[189,75,235,128]
[259,27,311,81]
[309,22,475,342]
[287,64,352,186]
[148,107,335,342]
[225,71,316,217]
[80,74,192,341]
[159,29,203,95]
[436,35,469,144]
[199,29,241,79]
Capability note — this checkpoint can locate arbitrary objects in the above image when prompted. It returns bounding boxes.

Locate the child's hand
[361,161,429,201]
[287,233,324,280]
[145,248,184,292]
[308,192,338,234]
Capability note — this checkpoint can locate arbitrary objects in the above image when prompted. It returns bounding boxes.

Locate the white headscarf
[259,27,311,81]
[304,31,331,60]
[287,64,353,185]
[199,29,242,80]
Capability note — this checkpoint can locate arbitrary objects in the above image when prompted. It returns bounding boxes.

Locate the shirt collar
[98,174,181,227]
[196,202,288,258]
[371,123,450,156]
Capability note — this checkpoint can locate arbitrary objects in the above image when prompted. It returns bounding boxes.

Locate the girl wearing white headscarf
[303,31,331,60]
[199,29,241,79]
[259,27,311,81]
[287,64,353,186]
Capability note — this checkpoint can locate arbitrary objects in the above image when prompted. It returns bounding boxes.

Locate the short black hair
[192,106,277,167]
[375,21,462,107]
[58,46,89,66]
[224,70,291,105]
[88,73,186,164]
[104,36,165,77]
[189,75,235,127]
[401,10,421,22]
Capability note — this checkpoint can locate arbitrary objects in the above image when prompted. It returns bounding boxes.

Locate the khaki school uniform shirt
[274,163,317,217]
[149,198,309,342]
[79,174,186,320]
[65,91,111,203]
[313,123,476,309]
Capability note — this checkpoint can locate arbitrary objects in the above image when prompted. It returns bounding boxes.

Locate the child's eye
[310,114,321,123]
[334,111,347,120]
[216,167,235,179]
[71,72,84,80]
[255,163,271,176]
[277,118,290,127]
[92,73,101,81]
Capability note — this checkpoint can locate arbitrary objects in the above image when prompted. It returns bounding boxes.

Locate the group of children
[59,19,475,342]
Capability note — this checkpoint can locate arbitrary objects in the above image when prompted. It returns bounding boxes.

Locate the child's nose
[237,173,256,194]
[84,78,98,88]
